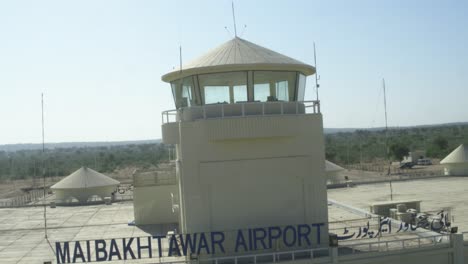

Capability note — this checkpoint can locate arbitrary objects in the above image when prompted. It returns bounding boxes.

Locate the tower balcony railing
[161,100,320,124]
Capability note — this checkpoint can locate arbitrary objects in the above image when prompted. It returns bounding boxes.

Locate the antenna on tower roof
[232,0,238,37]
[179,45,182,73]
[313,42,320,101]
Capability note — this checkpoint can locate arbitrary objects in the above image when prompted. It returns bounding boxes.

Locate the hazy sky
[0,0,467,144]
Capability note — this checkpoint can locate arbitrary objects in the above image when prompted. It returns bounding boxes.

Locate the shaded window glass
[171,76,196,108]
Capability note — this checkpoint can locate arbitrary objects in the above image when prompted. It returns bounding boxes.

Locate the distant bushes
[0,143,169,180]
[2,124,467,180]
[325,124,468,164]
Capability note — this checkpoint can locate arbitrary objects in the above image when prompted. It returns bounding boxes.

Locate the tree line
[0,143,169,181]
[325,124,468,165]
[1,123,467,180]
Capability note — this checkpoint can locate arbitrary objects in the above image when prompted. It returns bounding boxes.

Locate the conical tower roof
[51,167,120,189]
[162,37,315,82]
[325,160,345,172]
[440,144,468,164]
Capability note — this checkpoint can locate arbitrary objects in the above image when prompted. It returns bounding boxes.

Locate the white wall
[133,184,178,225]
[54,185,117,203]
[444,164,468,176]
[327,171,344,184]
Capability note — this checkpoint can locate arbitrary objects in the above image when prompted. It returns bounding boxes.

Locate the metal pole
[179,46,182,73]
[313,42,319,101]
[41,93,48,238]
[232,1,237,37]
[383,79,393,201]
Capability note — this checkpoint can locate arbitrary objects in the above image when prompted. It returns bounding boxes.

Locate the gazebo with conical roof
[325,160,345,184]
[440,144,468,176]
[51,167,120,204]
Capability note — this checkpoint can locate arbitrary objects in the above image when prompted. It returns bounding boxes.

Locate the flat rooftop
[0,200,441,263]
[0,202,179,264]
[328,176,468,233]
[0,202,371,264]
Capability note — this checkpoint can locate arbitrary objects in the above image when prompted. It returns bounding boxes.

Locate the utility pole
[383,79,393,201]
[41,93,48,239]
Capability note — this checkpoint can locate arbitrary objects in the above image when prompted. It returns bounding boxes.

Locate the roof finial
[232,0,237,37]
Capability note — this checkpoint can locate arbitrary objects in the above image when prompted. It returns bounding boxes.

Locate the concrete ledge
[162,122,179,144]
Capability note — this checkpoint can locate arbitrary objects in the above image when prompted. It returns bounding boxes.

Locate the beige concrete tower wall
[133,185,179,225]
[165,113,328,248]
[54,185,117,203]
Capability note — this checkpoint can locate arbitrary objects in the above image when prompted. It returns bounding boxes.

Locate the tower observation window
[204,86,230,104]
[170,70,307,108]
[253,71,297,102]
[297,73,306,101]
[253,83,270,102]
[198,72,248,104]
[171,76,197,108]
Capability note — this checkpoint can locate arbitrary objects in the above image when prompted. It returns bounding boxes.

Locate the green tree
[433,136,448,149]
[389,143,409,161]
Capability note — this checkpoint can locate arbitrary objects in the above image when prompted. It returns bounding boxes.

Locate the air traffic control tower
[161,37,328,251]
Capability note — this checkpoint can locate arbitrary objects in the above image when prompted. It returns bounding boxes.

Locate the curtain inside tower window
[297,74,307,101]
[276,81,289,101]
